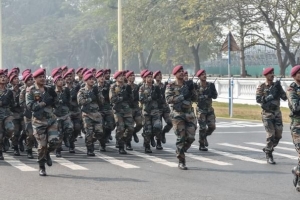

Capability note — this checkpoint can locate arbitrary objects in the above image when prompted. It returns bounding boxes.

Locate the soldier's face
[0,75,7,84]
[265,72,274,81]
[65,74,72,83]
[183,74,188,81]
[155,73,162,82]
[146,75,153,84]
[175,69,184,80]
[116,75,124,82]
[199,72,207,81]
[97,75,105,83]
[56,78,64,87]
[128,74,135,82]
[12,77,19,85]
[26,77,34,87]
[35,75,46,85]
[294,71,300,82]
[105,72,110,79]
[86,77,95,86]
[78,72,83,78]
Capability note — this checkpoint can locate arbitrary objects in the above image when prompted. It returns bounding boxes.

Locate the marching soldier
[256,67,287,164]
[96,70,115,151]
[26,69,61,176]
[165,65,197,170]
[153,70,173,145]
[126,71,142,150]
[77,72,104,156]
[109,71,134,154]
[19,73,35,159]
[286,65,300,191]
[195,69,218,151]
[139,71,163,152]
[52,75,74,157]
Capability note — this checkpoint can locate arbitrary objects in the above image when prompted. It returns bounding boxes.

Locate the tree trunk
[275,42,285,76]
[239,23,246,77]
[138,51,146,71]
[145,48,154,68]
[190,44,200,74]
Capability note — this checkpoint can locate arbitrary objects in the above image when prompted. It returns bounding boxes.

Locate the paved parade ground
[0,118,299,200]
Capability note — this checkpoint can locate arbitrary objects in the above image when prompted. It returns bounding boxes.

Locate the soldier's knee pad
[5,121,14,134]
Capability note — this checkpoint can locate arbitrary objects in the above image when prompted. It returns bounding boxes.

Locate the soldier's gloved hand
[58,99,63,104]
[89,92,97,102]
[151,91,158,100]
[199,95,208,100]
[43,97,53,106]
[146,96,152,102]
[86,98,92,104]
[185,80,194,90]
[182,87,191,100]
[264,94,274,102]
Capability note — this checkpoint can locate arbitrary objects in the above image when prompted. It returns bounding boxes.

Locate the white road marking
[164,147,232,166]
[50,155,88,170]
[280,141,294,146]
[218,143,298,160]
[2,153,37,171]
[245,142,295,152]
[76,147,140,169]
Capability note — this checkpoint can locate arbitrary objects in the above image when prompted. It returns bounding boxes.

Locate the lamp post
[118,0,122,71]
[0,0,2,69]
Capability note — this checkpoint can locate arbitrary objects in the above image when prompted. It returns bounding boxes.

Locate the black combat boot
[133,131,139,143]
[99,142,106,152]
[119,144,127,155]
[199,144,208,151]
[126,142,133,151]
[204,137,209,147]
[292,166,300,192]
[63,136,70,148]
[39,162,47,176]
[13,145,20,156]
[46,152,52,166]
[87,145,95,156]
[156,140,163,150]
[263,148,276,164]
[161,129,166,144]
[69,143,75,153]
[3,138,10,152]
[145,144,152,153]
[27,149,34,159]
[56,149,62,158]
[0,151,4,160]
[115,140,119,148]
[150,136,156,147]
[178,159,187,170]
[18,135,25,152]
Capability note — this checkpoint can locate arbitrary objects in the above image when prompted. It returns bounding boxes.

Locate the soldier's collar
[265,81,274,86]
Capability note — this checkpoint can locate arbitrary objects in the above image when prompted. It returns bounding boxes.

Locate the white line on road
[50,155,89,170]
[190,145,266,164]
[76,147,140,169]
[3,153,37,171]
[218,143,298,160]
[280,141,294,146]
[245,142,295,152]
[164,147,232,166]
[106,147,177,167]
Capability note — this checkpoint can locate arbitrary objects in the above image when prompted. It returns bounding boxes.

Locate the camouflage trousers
[290,118,300,165]
[261,110,283,153]
[57,115,74,149]
[32,117,61,163]
[197,109,216,144]
[100,109,115,139]
[70,112,81,145]
[142,110,162,145]
[0,116,15,151]
[161,111,173,134]
[127,107,143,143]
[24,117,35,150]
[171,110,197,162]
[114,112,134,146]
[11,114,25,146]
[82,115,104,148]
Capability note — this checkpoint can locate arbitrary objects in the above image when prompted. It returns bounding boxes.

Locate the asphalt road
[0,118,299,200]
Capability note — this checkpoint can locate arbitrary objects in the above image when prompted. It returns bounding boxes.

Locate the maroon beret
[81,68,88,75]
[104,69,111,74]
[113,71,123,79]
[51,68,60,78]
[12,67,20,73]
[91,68,96,72]
[9,74,18,83]
[22,69,31,76]
[3,69,8,75]
[291,65,300,77]
[23,73,32,82]
[196,69,205,77]
[184,70,188,75]
[84,69,94,76]
[144,71,153,78]
[0,70,5,76]
[262,67,274,76]
[33,68,45,78]
[22,72,30,80]
[61,65,68,71]
[83,72,94,81]
[7,70,17,78]
[53,75,62,84]
[172,65,183,75]
[76,67,83,74]
[153,70,161,78]
[141,69,149,78]
[95,70,104,78]
[63,68,73,79]
[126,71,134,79]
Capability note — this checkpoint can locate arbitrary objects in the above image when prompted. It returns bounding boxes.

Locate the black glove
[185,80,194,90]
[181,86,191,100]
[43,96,53,106]
[92,86,99,96]
[151,86,159,100]
[269,86,279,99]
[47,87,57,98]
[88,91,97,102]
[1,96,9,106]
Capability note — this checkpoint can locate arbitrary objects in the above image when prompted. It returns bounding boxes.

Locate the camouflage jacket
[139,83,162,114]
[154,81,170,112]
[196,81,218,113]
[26,85,57,120]
[53,87,71,117]
[19,85,32,119]
[0,88,14,120]
[109,83,133,113]
[128,82,140,109]
[256,82,287,111]
[66,82,81,113]
[165,80,197,113]
[11,87,23,114]
[286,82,300,119]
[98,80,112,111]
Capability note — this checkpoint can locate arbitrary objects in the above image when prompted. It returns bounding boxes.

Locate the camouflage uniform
[26,85,61,166]
[77,86,104,155]
[109,83,134,153]
[67,82,82,151]
[139,83,162,152]
[0,88,15,157]
[165,80,197,164]
[256,81,287,161]
[155,82,172,143]
[19,85,35,158]
[53,87,74,156]
[196,81,218,150]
